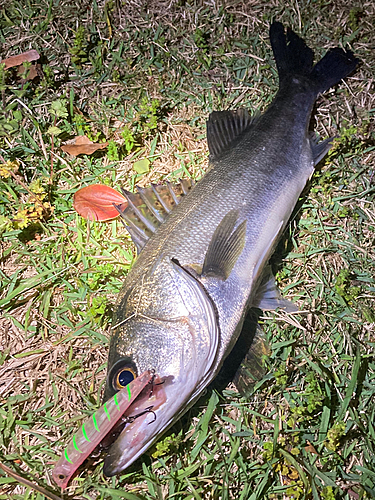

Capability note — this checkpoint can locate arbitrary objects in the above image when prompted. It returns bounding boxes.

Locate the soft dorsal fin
[115,179,195,253]
[202,209,246,280]
[207,109,254,159]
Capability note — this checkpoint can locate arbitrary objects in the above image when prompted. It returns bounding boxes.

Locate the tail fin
[270,22,359,95]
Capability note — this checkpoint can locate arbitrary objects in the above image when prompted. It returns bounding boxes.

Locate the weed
[138,97,161,132]
[151,432,184,459]
[325,421,346,451]
[107,139,120,161]
[87,296,110,324]
[121,126,136,155]
[335,268,361,304]
[69,26,89,67]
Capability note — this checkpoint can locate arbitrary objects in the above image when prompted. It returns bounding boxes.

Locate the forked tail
[270,22,359,95]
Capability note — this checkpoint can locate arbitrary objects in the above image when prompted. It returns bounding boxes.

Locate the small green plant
[138,97,161,131]
[194,28,210,52]
[49,99,69,119]
[69,26,89,67]
[72,114,101,141]
[152,432,183,459]
[0,160,18,179]
[321,486,336,500]
[325,421,346,451]
[327,125,364,160]
[288,372,324,427]
[86,263,116,291]
[262,436,305,496]
[262,441,274,461]
[87,296,109,323]
[121,126,136,154]
[107,139,119,161]
[274,363,288,386]
[335,268,361,303]
[18,60,32,80]
[0,162,53,232]
[285,481,305,499]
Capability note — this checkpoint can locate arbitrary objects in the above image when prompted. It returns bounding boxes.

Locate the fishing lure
[0,462,64,500]
[52,370,154,489]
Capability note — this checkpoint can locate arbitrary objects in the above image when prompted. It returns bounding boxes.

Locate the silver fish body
[102,22,358,475]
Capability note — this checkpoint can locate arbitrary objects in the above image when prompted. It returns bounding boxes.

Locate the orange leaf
[61,136,108,157]
[2,50,40,69]
[73,184,127,221]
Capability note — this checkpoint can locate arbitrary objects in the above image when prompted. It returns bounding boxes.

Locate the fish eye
[109,359,138,391]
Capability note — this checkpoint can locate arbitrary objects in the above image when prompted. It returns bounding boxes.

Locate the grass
[0,0,374,499]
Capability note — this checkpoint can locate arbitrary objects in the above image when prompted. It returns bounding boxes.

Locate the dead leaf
[75,136,95,145]
[73,184,127,221]
[17,63,41,81]
[61,135,108,157]
[304,441,319,455]
[2,50,40,69]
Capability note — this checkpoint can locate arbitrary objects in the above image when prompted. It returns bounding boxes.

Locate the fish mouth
[102,373,168,476]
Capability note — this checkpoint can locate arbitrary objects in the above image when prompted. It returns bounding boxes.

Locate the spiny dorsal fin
[202,209,246,280]
[115,179,195,253]
[207,109,254,159]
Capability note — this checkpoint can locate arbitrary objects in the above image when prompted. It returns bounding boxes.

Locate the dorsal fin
[207,109,255,159]
[115,179,195,253]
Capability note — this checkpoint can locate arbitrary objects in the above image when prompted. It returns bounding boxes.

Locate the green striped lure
[52,370,153,489]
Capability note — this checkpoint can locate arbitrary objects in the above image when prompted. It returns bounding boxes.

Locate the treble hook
[126,405,157,424]
[148,369,165,397]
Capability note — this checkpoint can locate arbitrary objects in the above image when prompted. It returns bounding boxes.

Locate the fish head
[102,260,219,475]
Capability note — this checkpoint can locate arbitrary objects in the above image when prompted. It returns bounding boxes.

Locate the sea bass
[102,22,358,476]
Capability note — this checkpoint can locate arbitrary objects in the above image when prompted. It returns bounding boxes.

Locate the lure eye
[108,358,138,393]
[113,366,136,390]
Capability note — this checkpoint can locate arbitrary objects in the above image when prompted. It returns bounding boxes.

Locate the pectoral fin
[202,210,247,281]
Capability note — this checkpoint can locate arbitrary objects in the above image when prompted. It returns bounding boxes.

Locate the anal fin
[233,323,271,398]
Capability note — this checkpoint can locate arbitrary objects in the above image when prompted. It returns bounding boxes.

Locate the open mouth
[103,372,168,476]
[52,370,166,489]
[101,373,167,457]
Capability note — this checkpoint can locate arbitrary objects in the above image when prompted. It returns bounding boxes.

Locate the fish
[100,22,358,476]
